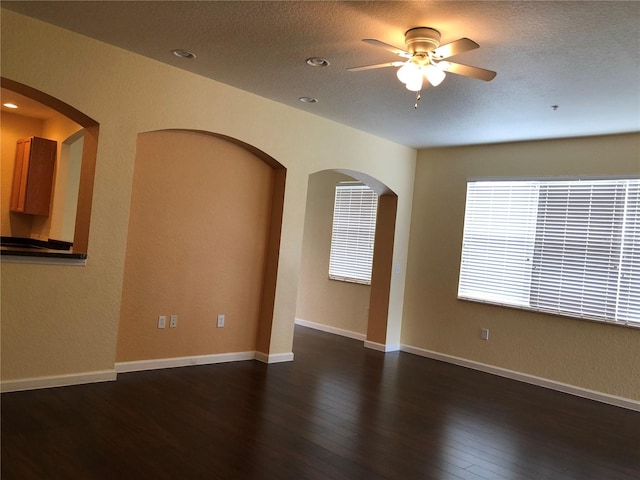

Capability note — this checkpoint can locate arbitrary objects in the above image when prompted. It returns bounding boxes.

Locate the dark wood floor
[2,325,639,479]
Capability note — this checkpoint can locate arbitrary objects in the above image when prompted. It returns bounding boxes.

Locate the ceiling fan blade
[438,61,497,81]
[432,38,479,59]
[347,61,404,72]
[362,39,411,58]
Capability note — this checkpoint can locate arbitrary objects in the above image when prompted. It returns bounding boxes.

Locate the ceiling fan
[349,27,496,103]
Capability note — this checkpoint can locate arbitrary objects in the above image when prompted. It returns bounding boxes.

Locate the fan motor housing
[405,27,441,54]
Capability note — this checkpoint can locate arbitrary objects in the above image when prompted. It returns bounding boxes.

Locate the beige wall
[57,134,84,242]
[33,114,83,240]
[1,10,416,382]
[296,171,371,336]
[403,133,640,400]
[117,131,274,361]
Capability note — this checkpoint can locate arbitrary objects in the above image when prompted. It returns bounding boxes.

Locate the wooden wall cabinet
[10,136,57,216]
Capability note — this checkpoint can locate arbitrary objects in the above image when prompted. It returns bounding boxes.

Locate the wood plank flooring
[2,325,639,479]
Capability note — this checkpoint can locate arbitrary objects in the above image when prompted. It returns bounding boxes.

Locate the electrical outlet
[481,328,489,340]
[217,314,225,328]
[170,314,178,328]
[158,315,166,329]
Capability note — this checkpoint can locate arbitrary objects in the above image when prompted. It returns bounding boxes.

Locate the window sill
[328,275,371,286]
[457,296,640,330]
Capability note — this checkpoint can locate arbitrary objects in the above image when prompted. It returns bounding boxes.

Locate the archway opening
[1,77,99,255]
[295,169,398,349]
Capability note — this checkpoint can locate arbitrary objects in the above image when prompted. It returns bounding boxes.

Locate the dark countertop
[0,236,87,260]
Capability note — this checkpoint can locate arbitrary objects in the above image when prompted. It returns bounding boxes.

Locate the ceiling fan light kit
[349,26,496,105]
[397,58,447,91]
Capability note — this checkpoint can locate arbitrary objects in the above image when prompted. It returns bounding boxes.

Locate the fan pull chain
[414,91,422,109]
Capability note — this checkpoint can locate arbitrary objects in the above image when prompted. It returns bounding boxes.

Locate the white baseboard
[115,351,256,373]
[2,350,286,391]
[1,369,116,393]
[255,352,295,364]
[295,318,366,341]
[400,344,640,412]
[364,340,400,352]
[294,318,401,352]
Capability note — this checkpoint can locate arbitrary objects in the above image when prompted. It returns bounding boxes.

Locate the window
[329,182,378,285]
[458,178,639,326]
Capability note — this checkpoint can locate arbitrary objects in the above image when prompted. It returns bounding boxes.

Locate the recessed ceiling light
[3,103,18,109]
[299,97,318,104]
[172,49,196,59]
[306,57,330,67]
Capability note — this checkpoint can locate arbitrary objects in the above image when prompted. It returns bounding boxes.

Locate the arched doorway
[295,169,398,350]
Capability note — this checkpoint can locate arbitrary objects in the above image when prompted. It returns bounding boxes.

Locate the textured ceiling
[3,1,639,148]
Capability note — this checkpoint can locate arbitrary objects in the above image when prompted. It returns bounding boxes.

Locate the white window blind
[329,182,378,285]
[458,178,640,327]
[618,181,640,322]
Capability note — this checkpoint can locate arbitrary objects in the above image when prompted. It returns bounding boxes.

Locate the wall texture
[0,10,416,383]
[296,171,371,336]
[403,133,640,400]
[117,130,274,361]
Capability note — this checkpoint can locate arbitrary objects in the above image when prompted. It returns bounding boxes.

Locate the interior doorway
[295,169,398,350]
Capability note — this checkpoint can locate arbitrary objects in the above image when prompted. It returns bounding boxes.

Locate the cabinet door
[10,137,57,215]
[9,138,31,213]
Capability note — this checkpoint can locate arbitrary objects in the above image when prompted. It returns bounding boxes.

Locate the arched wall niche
[160,129,286,355]
[162,129,285,170]
[1,77,99,255]
[296,168,397,348]
[116,129,286,362]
